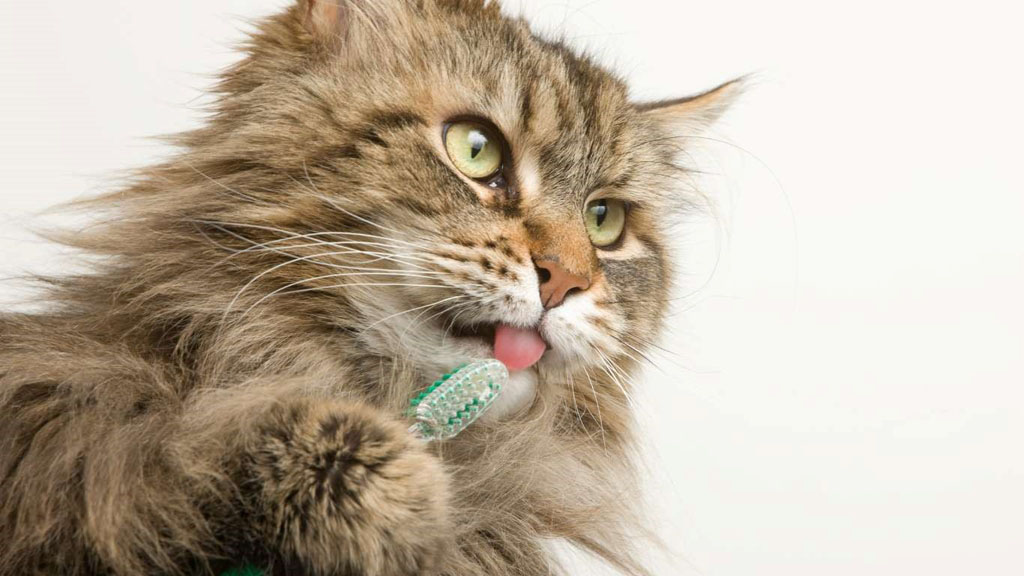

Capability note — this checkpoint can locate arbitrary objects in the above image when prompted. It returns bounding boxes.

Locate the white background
[1,1,1022,574]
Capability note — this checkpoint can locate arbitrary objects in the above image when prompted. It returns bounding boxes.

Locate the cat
[0,1,737,574]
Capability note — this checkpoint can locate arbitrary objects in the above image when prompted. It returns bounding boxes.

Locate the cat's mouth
[448,321,498,343]
[446,320,548,372]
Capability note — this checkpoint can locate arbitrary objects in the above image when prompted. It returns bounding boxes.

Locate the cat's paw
[248,400,450,576]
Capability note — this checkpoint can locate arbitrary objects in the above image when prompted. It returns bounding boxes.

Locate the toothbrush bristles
[408,360,508,442]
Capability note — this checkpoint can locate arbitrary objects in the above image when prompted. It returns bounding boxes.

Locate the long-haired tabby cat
[0,1,737,574]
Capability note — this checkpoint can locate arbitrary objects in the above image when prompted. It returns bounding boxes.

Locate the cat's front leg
[245,398,451,576]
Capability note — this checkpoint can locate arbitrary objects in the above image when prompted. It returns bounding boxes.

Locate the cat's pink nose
[534,258,591,309]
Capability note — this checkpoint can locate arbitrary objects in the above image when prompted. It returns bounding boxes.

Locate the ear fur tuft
[302,0,349,40]
[637,76,747,135]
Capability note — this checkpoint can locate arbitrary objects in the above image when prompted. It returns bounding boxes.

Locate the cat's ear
[300,0,396,48]
[636,77,744,137]
[302,0,349,40]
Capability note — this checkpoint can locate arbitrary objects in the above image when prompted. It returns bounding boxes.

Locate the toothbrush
[407,359,507,442]
[219,360,507,576]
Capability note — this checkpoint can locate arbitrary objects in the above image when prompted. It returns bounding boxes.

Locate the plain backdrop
[2,1,1022,574]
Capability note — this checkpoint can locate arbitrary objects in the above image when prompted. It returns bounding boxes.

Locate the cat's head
[191,0,737,409]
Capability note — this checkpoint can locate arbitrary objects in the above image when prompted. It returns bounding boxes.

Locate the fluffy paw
[248,400,450,575]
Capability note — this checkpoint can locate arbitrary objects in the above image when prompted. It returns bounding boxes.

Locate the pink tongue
[493,324,547,372]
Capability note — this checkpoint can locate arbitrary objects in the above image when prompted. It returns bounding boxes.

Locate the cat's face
[206,0,733,402]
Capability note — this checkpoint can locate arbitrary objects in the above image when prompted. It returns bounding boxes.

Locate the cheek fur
[602,253,668,317]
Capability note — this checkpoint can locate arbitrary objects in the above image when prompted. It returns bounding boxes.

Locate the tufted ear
[637,77,745,137]
[302,0,349,40]
[300,0,400,48]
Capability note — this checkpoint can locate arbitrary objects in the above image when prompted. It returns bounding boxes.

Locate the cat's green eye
[444,121,504,181]
[584,199,627,248]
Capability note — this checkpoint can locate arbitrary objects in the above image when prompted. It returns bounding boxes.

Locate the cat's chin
[481,368,539,422]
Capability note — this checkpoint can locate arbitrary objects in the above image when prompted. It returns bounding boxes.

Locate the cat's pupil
[594,201,608,227]
[468,131,487,160]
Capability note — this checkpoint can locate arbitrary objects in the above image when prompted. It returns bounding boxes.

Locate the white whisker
[581,364,608,450]
[223,253,445,321]
[596,350,637,412]
[238,279,453,322]
[292,166,405,236]
[361,295,467,335]
[184,162,263,204]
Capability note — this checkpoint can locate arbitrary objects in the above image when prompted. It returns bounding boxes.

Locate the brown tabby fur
[0,1,737,574]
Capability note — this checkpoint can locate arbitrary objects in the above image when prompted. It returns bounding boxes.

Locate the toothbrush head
[408,359,508,442]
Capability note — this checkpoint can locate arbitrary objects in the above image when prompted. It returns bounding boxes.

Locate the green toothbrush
[219,360,508,576]
[407,359,508,442]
